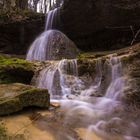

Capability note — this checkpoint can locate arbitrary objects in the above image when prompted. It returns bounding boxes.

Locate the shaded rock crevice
[60,0,140,51]
[0,13,45,55]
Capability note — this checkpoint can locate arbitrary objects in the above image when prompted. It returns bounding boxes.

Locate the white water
[37,59,80,99]
[37,56,124,99]
[35,56,140,140]
[26,30,52,61]
[26,30,77,61]
[45,8,60,30]
[26,8,64,61]
[26,5,140,139]
[105,56,125,100]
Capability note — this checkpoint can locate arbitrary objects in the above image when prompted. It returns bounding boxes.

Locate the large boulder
[0,83,50,115]
[27,30,79,61]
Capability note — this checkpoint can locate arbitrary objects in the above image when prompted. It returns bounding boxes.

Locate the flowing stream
[35,56,140,140]
[26,7,140,140]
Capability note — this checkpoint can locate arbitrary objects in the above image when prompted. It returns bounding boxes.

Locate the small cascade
[26,30,52,61]
[37,59,79,99]
[37,56,125,100]
[33,55,140,140]
[45,8,60,30]
[59,59,78,76]
[105,56,125,100]
[81,59,102,96]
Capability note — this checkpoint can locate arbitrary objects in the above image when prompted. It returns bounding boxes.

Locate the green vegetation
[0,55,34,84]
[0,122,26,140]
[0,83,49,116]
[0,55,32,68]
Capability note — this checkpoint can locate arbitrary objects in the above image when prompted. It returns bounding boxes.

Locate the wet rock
[0,83,50,115]
[77,43,140,101]
[122,51,140,108]
[27,30,79,61]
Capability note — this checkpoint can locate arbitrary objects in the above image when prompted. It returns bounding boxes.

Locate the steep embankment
[61,0,140,51]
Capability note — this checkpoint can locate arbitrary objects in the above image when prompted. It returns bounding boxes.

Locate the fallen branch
[131,28,140,45]
[12,113,41,138]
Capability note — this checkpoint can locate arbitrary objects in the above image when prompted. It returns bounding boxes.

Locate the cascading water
[81,59,102,97]
[45,8,60,30]
[26,30,79,61]
[105,56,125,100]
[26,3,140,140]
[37,56,125,100]
[26,7,79,61]
[37,59,80,99]
[26,30,52,61]
[35,55,140,140]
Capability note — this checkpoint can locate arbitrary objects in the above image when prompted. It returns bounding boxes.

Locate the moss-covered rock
[0,55,34,84]
[0,83,50,115]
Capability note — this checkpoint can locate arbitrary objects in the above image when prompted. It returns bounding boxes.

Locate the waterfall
[32,54,140,140]
[37,56,125,100]
[37,59,79,99]
[26,30,52,61]
[26,30,78,61]
[26,7,79,61]
[81,59,102,97]
[105,56,125,100]
[25,2,139,139]
[45,8,60,30]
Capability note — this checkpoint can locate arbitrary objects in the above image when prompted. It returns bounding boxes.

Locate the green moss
[0,83,50,116]
[0,56,32,69]
[0,56,34,84]
[77,52,109,60]
[0,122,26,140]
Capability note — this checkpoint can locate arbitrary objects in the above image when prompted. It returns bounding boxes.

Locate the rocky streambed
[0,43,140,140]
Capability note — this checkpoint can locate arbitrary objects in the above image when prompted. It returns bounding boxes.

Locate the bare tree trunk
[44,0,47,13]
[49,0,51,10]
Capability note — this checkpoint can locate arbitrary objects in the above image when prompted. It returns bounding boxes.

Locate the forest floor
[0,10,44,25]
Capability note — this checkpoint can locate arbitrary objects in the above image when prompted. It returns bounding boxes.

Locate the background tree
[16,0,28,10]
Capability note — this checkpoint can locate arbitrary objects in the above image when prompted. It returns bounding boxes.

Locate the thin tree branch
[131,28,140,45]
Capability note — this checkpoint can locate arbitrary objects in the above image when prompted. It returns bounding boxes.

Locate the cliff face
[61,0,140,51]
[0,13,45,55]
[1,1,140,54]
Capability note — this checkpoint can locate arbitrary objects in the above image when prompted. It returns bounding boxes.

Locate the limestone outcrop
[0,83,50,115]
[60,0,140,51]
